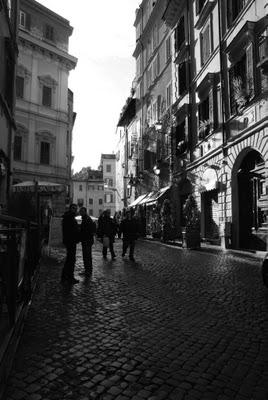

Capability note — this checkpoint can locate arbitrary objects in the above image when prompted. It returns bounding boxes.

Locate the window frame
[16,75,24,99]
[200,16,213,66]
[40,141,50,165]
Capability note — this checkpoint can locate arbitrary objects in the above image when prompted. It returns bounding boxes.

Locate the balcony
[195,0,216,30]
[257,37,268,76]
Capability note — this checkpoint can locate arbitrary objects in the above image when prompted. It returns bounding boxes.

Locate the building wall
[0,0,18,208]
[72,179,104,218]
[13,0,77,216]
[100,154,117,216]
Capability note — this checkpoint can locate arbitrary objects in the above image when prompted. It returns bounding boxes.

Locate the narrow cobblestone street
[4,240,268,400]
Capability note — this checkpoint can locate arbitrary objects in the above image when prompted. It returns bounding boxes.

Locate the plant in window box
[182,194,201,249]
[232,76,253,111]
[198,119,210,139]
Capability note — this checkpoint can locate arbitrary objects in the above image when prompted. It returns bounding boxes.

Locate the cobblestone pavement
[4,240,268,400]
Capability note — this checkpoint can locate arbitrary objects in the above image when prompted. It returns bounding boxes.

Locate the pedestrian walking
[79,207,96,276]
[119,208,140,262]
[61,203,80,284]
[97,209,117,260]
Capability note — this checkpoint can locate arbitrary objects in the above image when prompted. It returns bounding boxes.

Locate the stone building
[13,0,77,217]
[0,0,19,208]
[127,0,268,251]
[72,170,104,218]
[99,154,117,216]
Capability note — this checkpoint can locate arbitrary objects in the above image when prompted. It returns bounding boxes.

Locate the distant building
[72,169,104,217]
[13,0,77,216]
[0,0,19,208]
[99,154,117,215]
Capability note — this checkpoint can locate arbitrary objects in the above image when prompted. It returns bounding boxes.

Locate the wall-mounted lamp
[155,122,162,131]
[153,165,161,176]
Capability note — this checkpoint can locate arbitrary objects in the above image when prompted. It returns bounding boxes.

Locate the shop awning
[12,181,64,193]
[129,193,148,207]
[146,186,170,206]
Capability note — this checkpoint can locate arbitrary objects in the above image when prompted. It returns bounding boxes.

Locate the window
[16,76,24,98]
[88,185,95,190]
[201,19,212,65]
[98,185,103,190]
[178,62,187,95]
[42,85,52,107]
[166,83,172,109]
[19,10,31,29]
[14,136,22,161]
[175,120,187,156]
[152,100,158,123]
[227,0,247,27]
[198,95,210,138]
[44,24,54,41]
[40,141,50,164]
[99,198,103,205]
[152,54,160,81]
[99,209,103,216]
[79,185,83,191]
[89,209,93,216]
[165,36,171,63]
[77,198,84,206]
[106,164,111,173]
[104,194,114,203]
[144,150,157,171]
[89,198,93,205]
[196,0,206,15]
[175,16,185,52]
[229,47,254,115]
[104,178,113,187]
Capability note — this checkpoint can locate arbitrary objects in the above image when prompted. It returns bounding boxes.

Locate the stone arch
[230,142,266,250]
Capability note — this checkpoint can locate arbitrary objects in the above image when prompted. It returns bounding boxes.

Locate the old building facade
[13,0,77,216]
[126,0,268,251]
[72,169,104,218]
[99,154,117,216]
[0,0,19,208]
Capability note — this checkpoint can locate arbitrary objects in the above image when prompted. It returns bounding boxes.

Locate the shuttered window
[16,76,24,98]
[40,141,50,165]
[175,16,185,52]
[178,61,187,95]
[201,22,211,65]
[14,136,22,161]
[44,24,54,41]
[42,85,52,107]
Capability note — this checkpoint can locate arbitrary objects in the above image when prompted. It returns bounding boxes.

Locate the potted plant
[182,194,201,249]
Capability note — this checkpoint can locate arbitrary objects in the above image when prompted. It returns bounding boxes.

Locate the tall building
[127,0,268,251]
[13,0,77,216]
[72,169,104,218]
[99,154,117,216]
[0,0,19,208]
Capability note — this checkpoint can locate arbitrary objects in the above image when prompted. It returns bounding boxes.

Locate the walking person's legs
[82,242,92,274]
[122,239,129,257]
[61,243,77,283]
[129,240,136,261]
[109,240,116,259]
[102,244,108,259]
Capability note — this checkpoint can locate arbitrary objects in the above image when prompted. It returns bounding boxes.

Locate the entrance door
[237,150,266,250]
[202,189,220,242]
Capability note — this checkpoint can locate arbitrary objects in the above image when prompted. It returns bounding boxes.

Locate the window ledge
[195,1,216,30]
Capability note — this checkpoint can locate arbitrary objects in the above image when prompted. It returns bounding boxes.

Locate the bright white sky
[37,0,140,172]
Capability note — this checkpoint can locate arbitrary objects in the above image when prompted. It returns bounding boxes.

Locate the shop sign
[199,168,218,192]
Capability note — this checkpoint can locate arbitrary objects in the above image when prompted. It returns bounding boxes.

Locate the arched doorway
[232,149,267,251]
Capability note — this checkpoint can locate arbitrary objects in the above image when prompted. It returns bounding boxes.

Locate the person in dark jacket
[119,209,140,261]
[97,209,117,260]
[61,203,80,284]
[80,207,96,275]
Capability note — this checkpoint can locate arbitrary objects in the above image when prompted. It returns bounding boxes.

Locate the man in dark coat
[61,203,80,284]
[97,209,117,260]
[79,207,96,275]
[119,209,140,261]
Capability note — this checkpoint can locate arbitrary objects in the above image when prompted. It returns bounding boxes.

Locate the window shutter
[228,66,236,115]
[111,194,114,203]
[209,89,214,129]
[246,42,254,99]
[42,86,52,107]
[26,13,31,30]
[14,136,22,161]
[16,76,24,98]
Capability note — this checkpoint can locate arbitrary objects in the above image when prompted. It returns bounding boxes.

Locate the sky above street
[37,0,140,172]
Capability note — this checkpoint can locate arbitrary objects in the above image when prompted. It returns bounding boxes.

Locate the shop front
[199,168,220,244]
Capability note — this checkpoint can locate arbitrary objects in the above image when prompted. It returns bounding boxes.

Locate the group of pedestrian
[61,204,140,284]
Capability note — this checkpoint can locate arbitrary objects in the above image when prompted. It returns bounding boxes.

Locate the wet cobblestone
[3,240,268,399]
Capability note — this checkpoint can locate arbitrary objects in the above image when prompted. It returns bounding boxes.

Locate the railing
[0,215,40,332]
